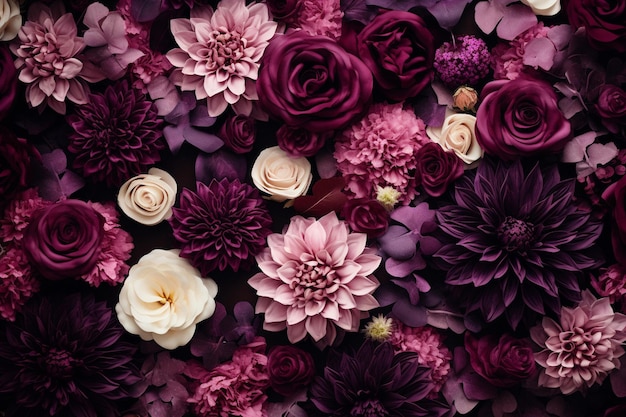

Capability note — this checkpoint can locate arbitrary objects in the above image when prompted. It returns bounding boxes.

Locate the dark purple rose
[565,0,626,53]
[603,175,626,265]
[605,404,626,417]
[219,115,256,154]
[266,0,302,21]
[0,127,40,205]
[595,85,626,133]
[356,11,435,102]
[465,333,536,388]
[414,142,463,197]
[257,31,373,132]
[267,345,315,396]
[23,200,105,280]
[0,46,17,120]
[276,125,331,158]
[342,198,389,238]
[476,78,572,160]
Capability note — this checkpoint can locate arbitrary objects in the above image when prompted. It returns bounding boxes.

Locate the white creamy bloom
[118,168,177,225]
[427,111,483,165]
[251,146,312,203]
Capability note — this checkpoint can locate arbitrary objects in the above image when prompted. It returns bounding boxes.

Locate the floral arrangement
[1,0,626,416]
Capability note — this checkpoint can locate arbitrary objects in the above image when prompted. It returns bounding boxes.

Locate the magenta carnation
[0,246,39,321]
[0,188,49,244]
[295,0,342,39]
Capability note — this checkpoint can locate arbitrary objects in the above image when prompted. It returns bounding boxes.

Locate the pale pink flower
[492,22,550,80]
[248,212,381,347]
[295,0,342,39]
[167,0,278,117]
[0,245,40,321]
[530,290,626,394]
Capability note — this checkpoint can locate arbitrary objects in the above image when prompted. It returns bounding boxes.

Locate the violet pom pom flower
[170,178,273,275]
[435,159,603,329]
[434,35,492,88]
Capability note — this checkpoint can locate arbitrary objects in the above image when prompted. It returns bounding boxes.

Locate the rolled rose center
[41,347,76,379]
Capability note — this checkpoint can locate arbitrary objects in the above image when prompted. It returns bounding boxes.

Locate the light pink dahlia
[248,212,381,346]
[167,0,278,117]
[530,290,626,394]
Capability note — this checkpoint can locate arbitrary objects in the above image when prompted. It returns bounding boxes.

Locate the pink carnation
[0,245,40,321]
[334,102,428,205]
[0,188,50,244]
[492,22,550,80]
[295,0,343,39]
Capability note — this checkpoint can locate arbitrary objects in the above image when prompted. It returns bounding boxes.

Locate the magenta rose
[276,125,332,158]
[414,142,464,197]
[0,127,40,205]
[565,0,626,53]
[475,78,572,160]
[265,0,302,21]
[0,45,17,121]
[23,200,105,280]
[257,31,373,132]
[602,175,626,265]
[356,11,435,102]
[220,114,256,154]
[267,345,315,396]
[341,198,389,238]
[465,333,536,388]
[595,85,626,134]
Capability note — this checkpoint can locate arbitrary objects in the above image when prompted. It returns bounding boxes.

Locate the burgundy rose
[265,0,302,21]
[475,78,572,160]
[257,31,373,132]
[356,11,435,102]
[0,127,40,205]
[414,142,463,197]
[276,125,332,158]
[0,45,17,121]
[605,404,626,417]
[465,333,536,388]
[23,200,105,280]
[603,175,626,265]
[267,345,315,396]
[341,198,389,238]
[595,85,626,134]
[565,0,626,53]
[220,114,256,154]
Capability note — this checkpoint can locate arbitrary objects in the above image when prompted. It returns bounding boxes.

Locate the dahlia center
[497,216,535,252]
[291,262,334,303]
[211,30,244,71]
[559,328,604,367]
[41,347,76,379]
[350,398,389,417]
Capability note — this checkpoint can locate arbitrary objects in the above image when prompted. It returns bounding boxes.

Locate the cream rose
[115,249,218,350]
[0,0,20,41]
[251,146,312,202]
[520,0,560,16]
[118,168,177,225]
[427,111,483,165]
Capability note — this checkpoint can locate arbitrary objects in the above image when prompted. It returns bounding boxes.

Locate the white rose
[0,0,21,41]
[251,146,312,203]
[427,111,483,165]
[115,249,218,350]
[118,168,177,225]
[520,0,561,16]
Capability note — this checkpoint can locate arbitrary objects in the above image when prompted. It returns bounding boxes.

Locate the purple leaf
[151,352,186,387]
[475,0,536,40]
[561,131,596,163]
[547,25,574,51]
[523,37,556,71]
[183,126,224,153]
[412,85,447,126]
[190,104,217,127]
[58,171,86,197]
[195,150,246,184]
[292,177,348,217]
[41,148,67,174]
[314,149,338,179]
[391,298,428,327]
[163,124,186,155]
[38,150,85,201]
[366,0,471,29]
[131,0,162,22]
[341,0,377,24]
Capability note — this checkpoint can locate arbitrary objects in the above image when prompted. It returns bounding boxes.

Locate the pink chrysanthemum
[0,188,49,244]
[167,0,278,117]
[334,102,428,205]
[492,23,550,80]
[530,290,626,394]
[0,245,39,321]
[248,212,381,347]
[295,0,343,39]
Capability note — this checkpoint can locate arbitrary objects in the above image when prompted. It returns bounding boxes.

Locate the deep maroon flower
[565,0,626,53]
[342,198,389,238]
[603,175,626,265]
[310,341,449,417]
[0,45,17,120]
[0,293,143,417]
[67,80,164,188]
[605,404,626,417]
[219,114,256,154]
[267,345,315,396]
[435,159,603,328]
[0,127,40,207]
[475,77,571,160]
[266,0,303,21]
[595,85,626,134]
[276,125,331,158]
[170,179,273,275]
[356,10,434,102]
[414,142,464,198]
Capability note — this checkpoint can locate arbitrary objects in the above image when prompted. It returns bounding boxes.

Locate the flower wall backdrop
[0,0,625,416]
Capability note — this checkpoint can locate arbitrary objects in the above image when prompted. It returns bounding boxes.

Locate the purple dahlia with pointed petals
[434,158,603,328]
[0,293,143,417]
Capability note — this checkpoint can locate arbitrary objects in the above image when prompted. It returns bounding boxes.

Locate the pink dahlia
[530,290,626,394]
[167,0,278,117]
[248,212,381,346]
[0,245,39,321]
[334,102,429,205]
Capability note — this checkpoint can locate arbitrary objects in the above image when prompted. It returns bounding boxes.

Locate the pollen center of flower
[497,216,535,252]
[41,347,76,379]
[350,398,389,417]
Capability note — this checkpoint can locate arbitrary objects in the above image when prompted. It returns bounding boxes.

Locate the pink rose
[595,85,626,134]
[341,198,389,238]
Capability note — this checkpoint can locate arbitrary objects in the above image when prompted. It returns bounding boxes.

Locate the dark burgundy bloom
[605,404,626,417]
[603,175,626,265]
[219,114,256,154]
[265,0,302,21]
[0,45,17,120]
[414,142,463,198]
[67,80,164,188]
[342,198,389,238]
[565,0,626,53]
[595,85,626,134]
[169,178,273,275]
[0,127,40,206]
[267,345,315,396]
[0,293,143,417]
[310,341,449,417]
[276,125,331,158]
[356,10,435,102]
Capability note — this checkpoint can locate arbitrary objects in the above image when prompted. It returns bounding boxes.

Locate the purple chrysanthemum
[67,80,164,188]
[434,35,491,88]
[435,159,603,329]
[310,341,449,417]
[170,178,273,275]
[0,293,143,417]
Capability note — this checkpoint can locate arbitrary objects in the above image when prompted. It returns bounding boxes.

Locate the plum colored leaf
[265,389,308,417]
[413,85,447,126]
[147,76,181,116]
[547,25,574,51]
[475,0,537,40]
[558,96,584,119]
[341,0,377,24]
[391,298,428,327]
[292,177,348,217]
[182,127,223,153]
[611,356,626,397]
[150,352,186,387]
[37,149,85,201]
[195,150,246,184]
[492,391,517,415]
[561,131,597,163]
[523,37,556,70]
[314,149,338,179]
[366,0,472,28]
[131,0,162,22]
[83,2,108,30]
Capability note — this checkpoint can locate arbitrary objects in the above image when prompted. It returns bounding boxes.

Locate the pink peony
[167,0,278,117]
[295,0,342,39]
[530,290,626,394]
[491,23,550,80]
[248,212,381,347]
[0,245,40,321]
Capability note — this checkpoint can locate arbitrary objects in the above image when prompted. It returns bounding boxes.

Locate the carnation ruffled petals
[118,168,177,225]
[251,146,312,203]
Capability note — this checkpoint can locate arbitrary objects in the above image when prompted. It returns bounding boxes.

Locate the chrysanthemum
[170,178,273,275]
[296,0,343,39]
[435,159,603,328]
[530,291,626,394]
[248,212,381,346]
[67,80,164,187]
[0,293,143,417]
[334,102,429,205]
[0,245,39,321]
[166,0,278,117]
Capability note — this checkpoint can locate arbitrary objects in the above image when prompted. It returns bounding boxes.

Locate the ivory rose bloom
[427,111,483,165]
[251,146,312,203]
[0,0,20,41]
[521,0,561,16]
[118,168,177,225]
[115,249,218,350]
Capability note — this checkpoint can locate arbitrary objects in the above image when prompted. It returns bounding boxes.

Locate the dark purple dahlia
[0,293,143,417]
[310,341,449,417]
[435,159,603,329]
[169,178,273,275]
[67,81,164,188]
